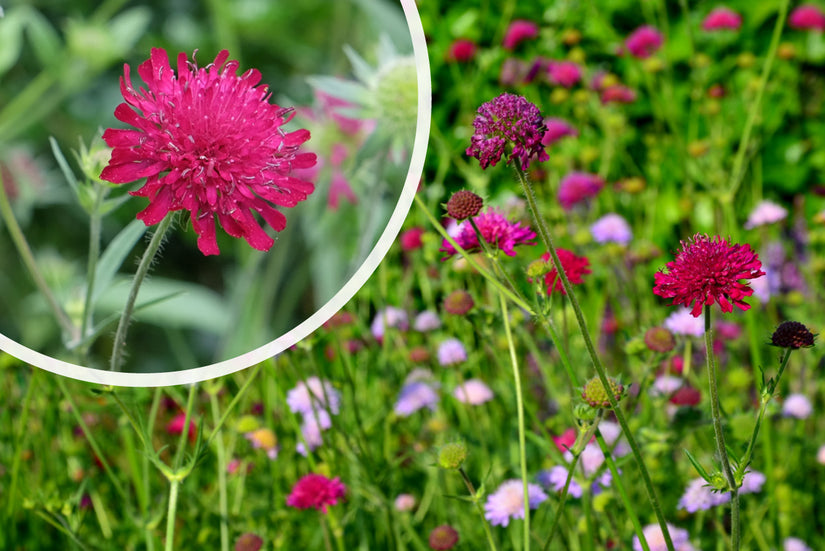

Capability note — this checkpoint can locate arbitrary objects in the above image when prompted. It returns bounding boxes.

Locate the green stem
[81,184,106,343]
[514,164,675,551]
[209,392,230,551]
[6,369,38,518]
[164,478,181,551]
[110,213,175,371]
[541,453,580,551]
[204,362,265,450]
[703,306,739,550]
[0,171,77,340]
[458,467,499,551]
[173,384,198,470]
[725,0,788,198]
[499,293,530,551]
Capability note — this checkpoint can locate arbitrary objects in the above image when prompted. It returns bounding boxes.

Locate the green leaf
[0,8,24,77]
[342,44,375,84]
[24,8,62,68]
[49,137,80,198]
[684,448,711,482]
[93,219,147,304]
[108,7,151,54]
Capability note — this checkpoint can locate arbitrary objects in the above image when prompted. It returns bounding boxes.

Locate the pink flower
[446,39,477,63]
[439,208,536,259]
[702,7,743,31]
[600,85,637,104]
[653,234,765,317]
[286,474,346,513]
[166,412,197,442]
[326,143,357,210]
[541,249,591,295]
[100,48,316,256]
[625,26,664,58]
[503,20,539,49]
[541,118,578,147]
[547,61,582,88]
[789,5,825,31]
[400,227,424,251]
[558,172,604,210]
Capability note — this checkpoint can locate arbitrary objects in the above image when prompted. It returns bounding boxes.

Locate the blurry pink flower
[558,172,604,210]
[702,7,743,31]
[100,48,316,256]
[327,143,357,210]
[503,20,539,49]
[499,58,528,86]
[600,85,637,104]
[453,379,494,405]
[744,200,787,229]
[286,474,346,513]
[245,428,279,459]
[400,227,425,251]
[541,118,578,146]
[315,90,375,136]
[789,5,825,31]
[166,412,197,442]
[625,26,664,58]
[548,61,582,88]
[446,39,477,63]
[553,427,578,452]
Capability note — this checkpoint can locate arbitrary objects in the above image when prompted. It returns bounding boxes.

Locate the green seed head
[437,441,468,470]
[581,376,623,409]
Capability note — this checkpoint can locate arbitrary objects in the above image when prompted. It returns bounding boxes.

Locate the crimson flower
[624,25,664,59]
[100,48,317,256]
[541,249,591,295]
[653,234,765,317]
[439,208,536,259]
[286,473,346,513]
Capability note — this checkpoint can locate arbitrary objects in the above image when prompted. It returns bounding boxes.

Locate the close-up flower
[286,473,346,513]
[466,93,549,170]
[439,208,537,259]
[678,478,731,512]
[770,321,816,349]
[100,48,316,256]
[653,234,765,317]
[483,479,548,526]
[537,465,583,498]
[541,249,591,295]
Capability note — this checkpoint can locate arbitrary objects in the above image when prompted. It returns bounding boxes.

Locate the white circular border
[0,0,431,387]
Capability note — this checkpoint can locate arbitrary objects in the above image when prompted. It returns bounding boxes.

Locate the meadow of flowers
[2,0,825,550]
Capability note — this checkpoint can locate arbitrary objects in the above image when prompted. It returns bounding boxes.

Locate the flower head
[503,20,540,49]
[633,523,696,551]
[234,533,263,551]
[466,93,549,170]
[702,8,743,31]
[414,310,442,332]
[286,377,341,416]
[446,39,477,63]
[429,525,459,550]
[244,428,279,459]
[484,479,548,526]
[771,321,816,349]
[286,473,346,513]
[445,190,483,220]
[394,494,416,512]
[166,412,197,442]
[591,213,633,244]
[101,48,316,255]
[625,26,664,58]
[558,172,604,210]
[400,227,425,251]
[439,208,536,259]
[744,200,788,229]
[370,306,409,340]
[678,478,730,513]
[394,380,439,417]
[653,234,765,317]
[296,409,331,456]
[437,338,468,366]
[601,85,637,104]
[789,5,825,31]
[453,379,494,405]
[537,466,583,498]
[664,309,705,337]
[548,61,583,88]
[784,537,813,551]
[783,393,813,419]
[541,249,591,295]
[541,118,578,147]
[443,289,474,315]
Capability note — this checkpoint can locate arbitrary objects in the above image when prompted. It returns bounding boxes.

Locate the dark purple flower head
[440,208,536,259]
[653,234,765,317]
[101,48,316,256]
[558,172,604,210]
[466,93,549,170]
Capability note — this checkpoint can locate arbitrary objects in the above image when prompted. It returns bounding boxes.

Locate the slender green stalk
[173,384,198,469]
[110,213,175,371]
[458,467,499,551]
[164,478,181,551]
[81,183,107,343]
[703,306,739,550]
[6,369,38,517]
[541,452,579,551]
[0,171,77,340]
[204,362,265,450]
[514,164,675,551]
[209,392,230,551]
[725,0,789,199]
[499,293,530,551]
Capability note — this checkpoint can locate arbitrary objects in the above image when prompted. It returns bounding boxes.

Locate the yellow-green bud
[438,441,468,470]
[581,376,623,408]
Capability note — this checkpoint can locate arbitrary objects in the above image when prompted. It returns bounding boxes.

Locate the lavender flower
[296,409,332,456]
[678,478,730,512]
[590,213,633,245]
[744,200,788,229]
[651,375,684,397]
[394,494,416,512]
[741,470,766,494]
[633,523,696,551]
[437,338,468,366]
[286,377,341,416]
[537,466,583,498]
[394,381,439,417]
[785,537,813,551]
[783,393,813,419]
[664,309,705,337]
[370,306,409,340]
[413,310,442,332]
[466,93,549,170]
[483,479,548,527]
[453,379,494,405]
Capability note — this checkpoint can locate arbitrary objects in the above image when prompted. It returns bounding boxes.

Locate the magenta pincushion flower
[702,7,743,31]
[466,93,549,170]
[625,26,664,58]
[558,171,604,210]
[541,249,591,295]
[789,5,825,31]
[503,20,540,49]
[484,479,548,527]
[653,234,765,317]
[439,208,537,259]
[286,473,346,513]
[547,61,583,88]
[101,49,316,256]
[541,118,578,147]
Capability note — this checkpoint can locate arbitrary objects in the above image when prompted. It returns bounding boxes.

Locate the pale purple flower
[633,523,696,551]
[438,338,468,366]
[750,267,771,303]
[394,493,416,512]
[782,393,813,419]
[744,200,788,229]
[664,309,705,337]
[394,381,439,417]
[651,375,684,396]
[590,213,633,244]
[537,466,583,498]
[453,379,494,405]
[784,537,813,551]
[548,61,583,88]
[286,377,341,416]
[741,470,766,494]
[484,479,548,527]
[541,118,578,147]
[598,420,630,457]
[370,306,409,340]
[678,478,730,512]
[296,409,332,456]
[413,310,441,332]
